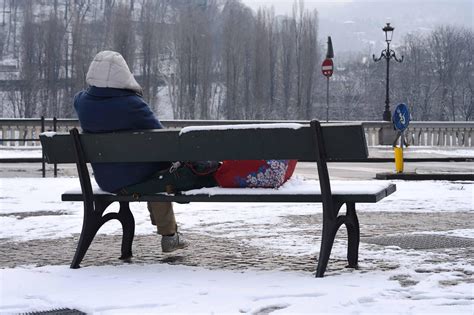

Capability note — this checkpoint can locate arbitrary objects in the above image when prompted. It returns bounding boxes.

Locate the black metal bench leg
[316,216,345,277]
[71,200,114,269]
[345,202,360,268]
[118,202,135,261]
[70,211,103,269]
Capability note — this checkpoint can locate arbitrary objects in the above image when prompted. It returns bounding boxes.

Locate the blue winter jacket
[74,86,169,192]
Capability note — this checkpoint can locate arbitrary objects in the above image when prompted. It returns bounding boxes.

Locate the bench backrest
[40,122,368,164]
[40,120,368,232]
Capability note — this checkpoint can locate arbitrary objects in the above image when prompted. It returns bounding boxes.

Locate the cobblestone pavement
[1,211,473,286]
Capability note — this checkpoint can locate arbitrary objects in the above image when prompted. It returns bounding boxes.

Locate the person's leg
[119,166,217,252]
[147,201,177,236]
[173,166,218,192]
[122,166,217,196]
[147,201,188,252]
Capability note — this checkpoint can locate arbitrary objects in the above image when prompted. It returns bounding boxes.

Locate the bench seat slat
[61,181,396,204]
[62,192,391,203]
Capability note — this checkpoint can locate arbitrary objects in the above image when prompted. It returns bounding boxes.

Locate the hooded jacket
[74,51,168,193]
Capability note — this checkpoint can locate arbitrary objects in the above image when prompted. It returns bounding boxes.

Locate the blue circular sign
[392,103,410,131]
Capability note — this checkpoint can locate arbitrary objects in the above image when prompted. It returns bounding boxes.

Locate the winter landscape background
[0,0,472,121]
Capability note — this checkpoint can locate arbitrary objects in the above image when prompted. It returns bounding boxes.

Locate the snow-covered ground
[0,146,43,158]
[0,176,473,314]
[0,177,472,241]
[2,263,471,315]
[372,146,474,158]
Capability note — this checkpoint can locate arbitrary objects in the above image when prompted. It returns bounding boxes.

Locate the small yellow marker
[394,146,404,173]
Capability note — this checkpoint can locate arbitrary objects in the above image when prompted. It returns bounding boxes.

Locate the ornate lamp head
[383,23,395,43]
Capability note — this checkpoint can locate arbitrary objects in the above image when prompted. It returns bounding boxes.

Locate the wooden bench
[39,120,396,277]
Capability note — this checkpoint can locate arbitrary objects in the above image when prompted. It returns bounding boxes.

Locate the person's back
[74,50,188,253]
[74,51,168,193]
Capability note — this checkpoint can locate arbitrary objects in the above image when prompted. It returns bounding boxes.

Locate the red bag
[214,160,297,188]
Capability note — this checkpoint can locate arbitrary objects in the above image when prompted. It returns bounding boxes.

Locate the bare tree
[393,33,436,120]
[221,0,253,119]
[168,1,220,119]
[175,4,200,119]
[301,8,318,119]
[110,3,135,70]
[5,0,20,59]
[68,0,91,116]
[291,0,318,119]
[393,26,473,121]
[279,17,296,119]
[454,28,473,121]
[429,26,465,120]
[13,1,40,118]
[138,0,166,110]
[40,11,66,117]
[252,9,270,119]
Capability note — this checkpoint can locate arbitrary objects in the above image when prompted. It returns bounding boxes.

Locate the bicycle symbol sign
[392,103,410,131]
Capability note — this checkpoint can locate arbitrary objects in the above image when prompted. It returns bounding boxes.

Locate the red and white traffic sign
[321,58,334,77]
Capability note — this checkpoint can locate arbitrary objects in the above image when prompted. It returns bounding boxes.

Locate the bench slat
[62,182,396,204]
[40,124,368,163]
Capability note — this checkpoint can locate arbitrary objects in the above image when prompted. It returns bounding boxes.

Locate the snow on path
[1,263,472,315]
[0,178,472,241]
[0,177,473,314]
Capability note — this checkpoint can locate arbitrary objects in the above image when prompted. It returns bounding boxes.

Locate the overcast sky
[242,0,473,14]
[241,0,473,55]
[242,0,351,15]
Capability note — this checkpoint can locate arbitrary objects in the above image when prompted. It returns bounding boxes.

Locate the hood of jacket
[86,50,142,93]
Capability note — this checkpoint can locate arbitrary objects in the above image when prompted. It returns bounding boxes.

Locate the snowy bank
[1,264,472,314]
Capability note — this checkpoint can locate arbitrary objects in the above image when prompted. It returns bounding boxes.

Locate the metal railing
[359,121,472,147]
[0,118,472,178]
[0,117,77,146]
[1,118,473,147]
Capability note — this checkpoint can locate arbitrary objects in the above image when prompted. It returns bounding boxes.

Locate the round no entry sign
[322,58,334,77]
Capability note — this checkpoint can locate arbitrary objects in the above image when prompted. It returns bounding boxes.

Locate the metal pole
[326,77,330,122]
[41,116,45,178]
[383,43,391,122]
[53,117,57,177]
[400,130,404,149]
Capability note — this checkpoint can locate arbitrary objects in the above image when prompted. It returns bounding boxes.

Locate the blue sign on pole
[392,103,410,131]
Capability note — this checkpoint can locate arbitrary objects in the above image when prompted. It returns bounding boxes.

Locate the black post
[53,117,57,177]
[326,77,330,122]
[41,116,45,178]
[325,36,334,123]
[373,23,403,122]
[383,42,391,122]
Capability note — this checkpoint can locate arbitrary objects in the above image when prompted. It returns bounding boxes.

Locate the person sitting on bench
[73,50,216,252]
[74,51,300,254]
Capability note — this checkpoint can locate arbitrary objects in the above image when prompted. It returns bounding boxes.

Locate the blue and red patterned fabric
[214,160,297,188]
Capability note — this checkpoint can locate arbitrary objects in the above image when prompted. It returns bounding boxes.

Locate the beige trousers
[147,201,177,235]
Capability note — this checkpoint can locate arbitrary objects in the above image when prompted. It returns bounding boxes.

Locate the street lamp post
[373,23,404,122]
